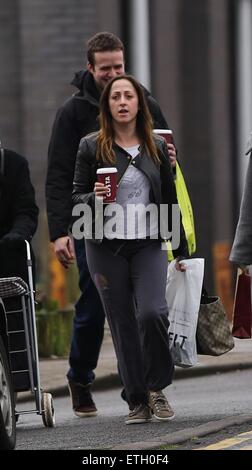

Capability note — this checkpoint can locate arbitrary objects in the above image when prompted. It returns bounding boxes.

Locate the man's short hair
[87,32,124,66]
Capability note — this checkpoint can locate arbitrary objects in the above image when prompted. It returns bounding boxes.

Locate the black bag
[196,288,234,356]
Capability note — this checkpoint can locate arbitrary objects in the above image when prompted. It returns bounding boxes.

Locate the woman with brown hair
[72,75,187,424]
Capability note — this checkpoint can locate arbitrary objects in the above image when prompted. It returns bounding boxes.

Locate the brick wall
[0,0,22,149]
[0,0,122,283]
[18,0,101,208]
[150,0,233,289]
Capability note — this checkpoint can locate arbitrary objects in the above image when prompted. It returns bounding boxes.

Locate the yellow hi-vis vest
[167,162,196,261]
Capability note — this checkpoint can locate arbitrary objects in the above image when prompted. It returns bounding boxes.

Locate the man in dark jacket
[46,32,176,418]
[0,145,38,280]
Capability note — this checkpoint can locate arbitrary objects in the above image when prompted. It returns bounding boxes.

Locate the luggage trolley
[0,240,55,427]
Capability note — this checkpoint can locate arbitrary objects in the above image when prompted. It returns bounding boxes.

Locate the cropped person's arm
[230,155,252,267]
[8,158,38,241]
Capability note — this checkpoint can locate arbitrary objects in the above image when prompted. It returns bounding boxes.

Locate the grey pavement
[16,334,252,450]
[17,335,252,403]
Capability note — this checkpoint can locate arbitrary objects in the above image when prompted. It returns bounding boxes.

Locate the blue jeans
[67,239,105,385]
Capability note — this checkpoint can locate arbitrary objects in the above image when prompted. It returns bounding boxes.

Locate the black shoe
[68,381,97,417]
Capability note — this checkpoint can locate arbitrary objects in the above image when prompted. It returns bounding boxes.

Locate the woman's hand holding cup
[94,181,108,200]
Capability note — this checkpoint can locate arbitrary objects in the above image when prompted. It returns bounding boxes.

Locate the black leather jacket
[72,133,188,258]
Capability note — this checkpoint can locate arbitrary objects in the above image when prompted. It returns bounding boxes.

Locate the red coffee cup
[96,167,118,203]
[153,129,174,144]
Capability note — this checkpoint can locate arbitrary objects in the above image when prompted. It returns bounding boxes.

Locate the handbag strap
[201,284,208,298]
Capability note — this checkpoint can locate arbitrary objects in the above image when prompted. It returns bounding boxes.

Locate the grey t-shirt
[104,145,159,239]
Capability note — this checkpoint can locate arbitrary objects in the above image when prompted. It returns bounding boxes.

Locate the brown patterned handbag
[196,288,234,356]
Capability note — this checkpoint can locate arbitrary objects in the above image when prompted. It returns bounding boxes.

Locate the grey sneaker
[125,404,152,425]
[68,381,97,417]
[149,391,175,421]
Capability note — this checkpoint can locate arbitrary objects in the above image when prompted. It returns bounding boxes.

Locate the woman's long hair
[97,75,160,165]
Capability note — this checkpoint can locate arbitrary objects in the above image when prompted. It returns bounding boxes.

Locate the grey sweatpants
[85,238,174,406]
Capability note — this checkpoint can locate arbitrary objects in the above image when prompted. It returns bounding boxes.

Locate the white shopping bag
[166,258,205,368]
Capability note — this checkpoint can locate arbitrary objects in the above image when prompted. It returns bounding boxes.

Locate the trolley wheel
[41,392,55,427]
[0,336,16,449]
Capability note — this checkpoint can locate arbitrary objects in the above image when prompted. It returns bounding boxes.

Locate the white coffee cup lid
[153,129,173,134]
[97,167,118,174]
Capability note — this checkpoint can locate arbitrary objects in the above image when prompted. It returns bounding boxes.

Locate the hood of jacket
[70,69,152,106]
[71,69,100,107]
